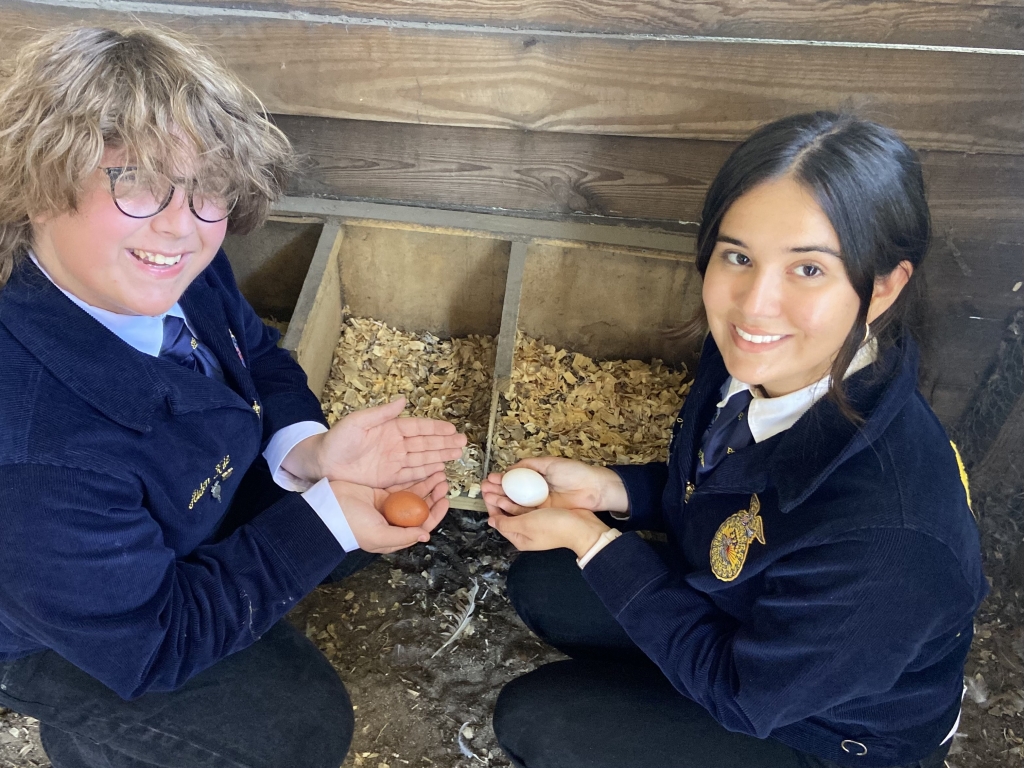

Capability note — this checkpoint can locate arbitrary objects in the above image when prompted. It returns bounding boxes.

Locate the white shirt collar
[29,251,187,358]
[717,338,878,443]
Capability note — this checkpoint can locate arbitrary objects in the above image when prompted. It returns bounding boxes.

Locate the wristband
[576,528,622,569]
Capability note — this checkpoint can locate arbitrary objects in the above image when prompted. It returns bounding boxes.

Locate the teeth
[736,327,784,344]
[132,249,182,266]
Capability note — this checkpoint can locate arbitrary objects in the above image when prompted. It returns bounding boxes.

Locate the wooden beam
[271,196,697,257]
[111,0,1024,50]
[277,114,1024,246]
[4,1,1023,153]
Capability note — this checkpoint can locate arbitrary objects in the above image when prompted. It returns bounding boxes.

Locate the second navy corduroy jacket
[0,252,345,699]
[585,335,987,767]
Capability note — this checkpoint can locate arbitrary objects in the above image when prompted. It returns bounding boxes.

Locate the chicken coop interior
[2,2,1024,766]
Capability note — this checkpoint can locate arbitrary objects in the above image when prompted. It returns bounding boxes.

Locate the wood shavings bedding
[491,332,691,471]
[321,318,691,498]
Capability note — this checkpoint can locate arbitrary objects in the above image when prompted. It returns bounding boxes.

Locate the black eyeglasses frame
[102,166,234,224]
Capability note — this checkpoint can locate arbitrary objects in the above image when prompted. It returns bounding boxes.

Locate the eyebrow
[716,234,840,258]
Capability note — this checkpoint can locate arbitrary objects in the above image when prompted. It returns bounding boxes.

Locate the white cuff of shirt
[264,421,328,492]
[302,477,360,553]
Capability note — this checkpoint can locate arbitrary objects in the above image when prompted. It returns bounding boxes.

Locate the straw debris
[321,317,691,497]
[491,332,690,470]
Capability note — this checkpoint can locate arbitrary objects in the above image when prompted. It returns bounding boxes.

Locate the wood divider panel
[283,221,345,397]
[3,1,1023,153]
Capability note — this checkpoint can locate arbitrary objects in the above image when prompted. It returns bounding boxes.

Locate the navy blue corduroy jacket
[0,253,345,699]
[585,335,987,768]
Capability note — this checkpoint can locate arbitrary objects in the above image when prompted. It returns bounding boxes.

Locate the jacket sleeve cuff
[580,532,673,616]
[264,421,328,491]
[301,478,360,553]
[248,492,345,583]
[609,462,668,530]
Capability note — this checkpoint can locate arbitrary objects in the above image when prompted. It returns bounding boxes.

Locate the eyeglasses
[103,166,235,223]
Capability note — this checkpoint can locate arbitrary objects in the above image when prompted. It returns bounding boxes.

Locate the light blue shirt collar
[29,251,188,358]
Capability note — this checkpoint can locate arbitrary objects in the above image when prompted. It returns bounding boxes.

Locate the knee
[493,666,578,768]
[505,549,577,633]
[493,675,532,768]
[270,669,353,768]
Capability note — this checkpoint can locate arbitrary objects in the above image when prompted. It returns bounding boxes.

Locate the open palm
[319,397,467,488]
[330,471,451,554]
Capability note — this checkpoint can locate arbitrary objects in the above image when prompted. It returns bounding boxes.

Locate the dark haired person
[482,112,986,768]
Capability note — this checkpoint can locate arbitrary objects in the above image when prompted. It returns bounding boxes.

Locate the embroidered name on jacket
[710,494,765,582]
[188,455,234,509]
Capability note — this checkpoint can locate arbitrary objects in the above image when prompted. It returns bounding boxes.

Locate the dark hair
[693,111,930,422]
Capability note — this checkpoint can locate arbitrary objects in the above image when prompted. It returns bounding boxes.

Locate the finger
[364,524,428,551]
[349,397,407,428]
[397,447,467,469]
[509,456,558,474]
[397,470,449,499]
[401,433,468,454]
[421,498,450,533]
[397,416,460,437]
[481,490,529,517]
[480,481,503,502]
[487,515,534,551]
[388,463,448,488]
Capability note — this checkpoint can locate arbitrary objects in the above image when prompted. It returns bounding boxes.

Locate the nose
[737,265,782,319]
[150,187,195,239]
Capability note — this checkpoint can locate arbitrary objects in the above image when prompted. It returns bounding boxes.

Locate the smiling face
[29,147,228,316]
[701,174,863,397]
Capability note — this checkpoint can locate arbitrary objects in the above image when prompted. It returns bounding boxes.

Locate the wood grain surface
[3,1,1022,153]
[278,115,1024,245]
[124,0,1024,49]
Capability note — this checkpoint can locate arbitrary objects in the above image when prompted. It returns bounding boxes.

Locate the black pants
[0,459,374,768]
[0,622,351,768]
[493,549,952,768]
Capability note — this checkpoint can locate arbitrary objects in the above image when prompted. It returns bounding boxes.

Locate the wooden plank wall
[3,0,1023,443]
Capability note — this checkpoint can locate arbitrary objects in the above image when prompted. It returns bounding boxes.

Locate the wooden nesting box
[257,198,697,508]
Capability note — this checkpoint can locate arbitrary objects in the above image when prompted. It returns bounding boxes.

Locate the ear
[866,260,913,325]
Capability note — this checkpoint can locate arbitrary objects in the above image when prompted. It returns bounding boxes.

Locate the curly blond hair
[0,24,293,287]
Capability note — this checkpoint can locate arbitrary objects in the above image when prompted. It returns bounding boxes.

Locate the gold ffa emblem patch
[710,494,765,582]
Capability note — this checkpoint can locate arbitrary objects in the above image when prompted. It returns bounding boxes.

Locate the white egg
[501,467,550,507]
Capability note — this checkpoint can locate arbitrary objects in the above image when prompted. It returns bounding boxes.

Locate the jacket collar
[0,257,252,433]
[688,333,920,511]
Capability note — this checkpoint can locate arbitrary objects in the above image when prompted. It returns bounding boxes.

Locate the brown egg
[382,490,430,528]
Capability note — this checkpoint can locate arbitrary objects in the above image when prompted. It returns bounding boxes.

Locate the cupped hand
[488,506,610,557]
[317,397,467,488]
[480,456,628,517]
[329,471,451,554]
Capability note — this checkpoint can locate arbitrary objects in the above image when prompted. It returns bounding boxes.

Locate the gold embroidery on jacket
[710,494,765,582]
[188,455,233,509]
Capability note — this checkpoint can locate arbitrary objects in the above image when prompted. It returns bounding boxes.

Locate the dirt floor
[2,499,1022,768]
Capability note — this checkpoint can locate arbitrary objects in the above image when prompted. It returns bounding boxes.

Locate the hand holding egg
[500,467,550,508]
[481,457,628,519]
